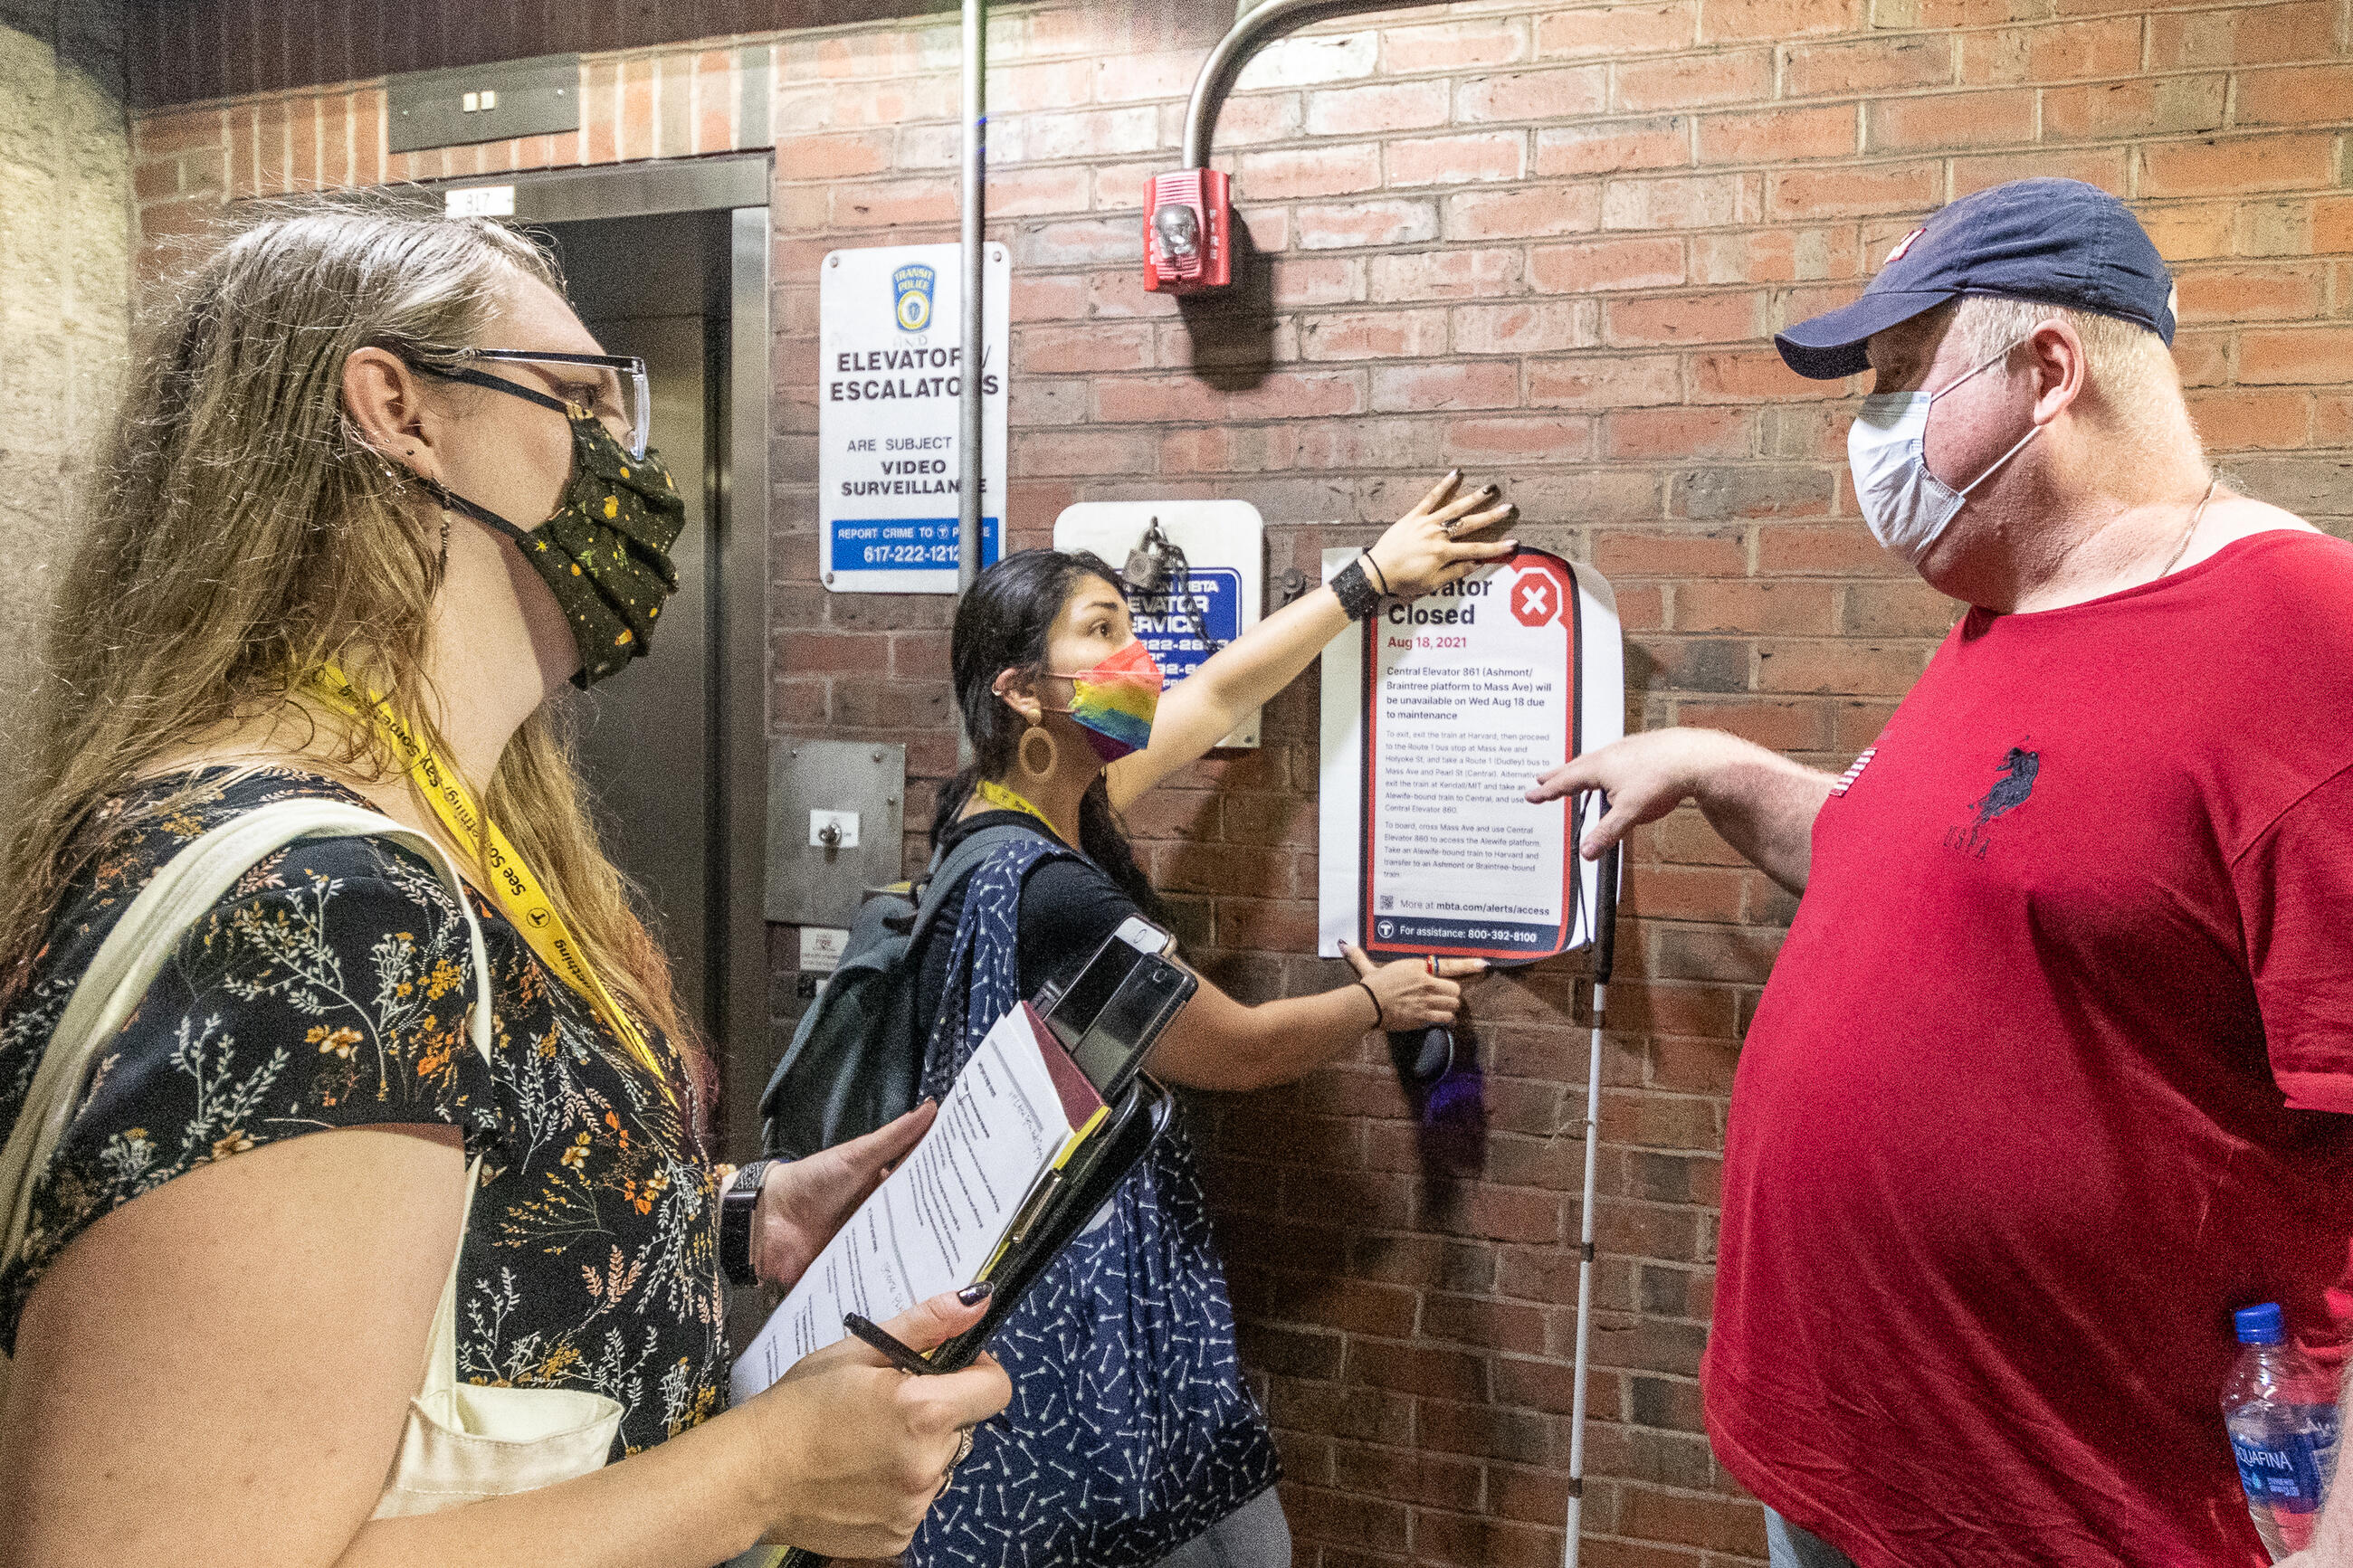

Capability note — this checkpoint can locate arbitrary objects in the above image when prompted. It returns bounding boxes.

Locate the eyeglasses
[431,349,653,460]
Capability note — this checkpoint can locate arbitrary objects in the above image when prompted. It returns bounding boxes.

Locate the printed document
[729,1003,1098,1402]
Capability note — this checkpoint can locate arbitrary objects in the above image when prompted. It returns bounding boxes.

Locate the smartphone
[1038,919,1196,1098]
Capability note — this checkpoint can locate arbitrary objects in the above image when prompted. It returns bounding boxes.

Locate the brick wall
[127,2,2353,1562]
[2,0,130,824]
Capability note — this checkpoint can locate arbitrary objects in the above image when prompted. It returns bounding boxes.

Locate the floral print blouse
[0,769,726,1459]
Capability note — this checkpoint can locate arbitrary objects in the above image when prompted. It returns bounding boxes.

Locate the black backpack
[759,822,1057,1160]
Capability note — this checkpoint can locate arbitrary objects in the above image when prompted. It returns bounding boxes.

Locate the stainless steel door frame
[429,156,772,1158]
[718,203,771,1161]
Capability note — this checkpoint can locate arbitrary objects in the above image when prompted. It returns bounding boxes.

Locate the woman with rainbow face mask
[899,474,1516,1568]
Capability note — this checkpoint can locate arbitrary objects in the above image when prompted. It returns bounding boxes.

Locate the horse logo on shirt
[1945,742,2040,859]
[1971,746,2039,825]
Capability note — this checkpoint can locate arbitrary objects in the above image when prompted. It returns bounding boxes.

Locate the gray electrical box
[765,740,906,927]
[389,54,581,154]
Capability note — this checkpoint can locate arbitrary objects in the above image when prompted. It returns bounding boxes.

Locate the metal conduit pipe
[956,0,987,596]
[1180,0,1424,169]
[1184,9,1619,1568]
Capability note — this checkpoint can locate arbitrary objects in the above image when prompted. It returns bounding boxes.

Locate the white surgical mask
[1848,336,2042,567]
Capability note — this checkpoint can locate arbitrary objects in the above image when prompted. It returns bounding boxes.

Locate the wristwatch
[719,1158,775,1288]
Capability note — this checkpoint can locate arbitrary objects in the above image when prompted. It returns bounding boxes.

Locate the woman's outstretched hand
[748,1289,1012,1558]
[1339,940,1488,1030]
[756,1102,938,1290]
[1365,470,1519,601]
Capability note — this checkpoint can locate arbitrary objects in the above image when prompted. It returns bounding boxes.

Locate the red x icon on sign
[1512,575,1557,627]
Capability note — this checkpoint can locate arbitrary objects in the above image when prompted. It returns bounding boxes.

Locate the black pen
[779,1317,989,1568]
[843,1311,941,1375]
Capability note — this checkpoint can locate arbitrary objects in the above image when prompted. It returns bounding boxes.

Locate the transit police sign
[893,262,935,331]
[820,243,1010,594]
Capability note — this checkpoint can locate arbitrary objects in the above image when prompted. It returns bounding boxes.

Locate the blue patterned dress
[909,835,1281,1567]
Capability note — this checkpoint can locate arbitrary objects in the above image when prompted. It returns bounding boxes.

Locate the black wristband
[719,1158,774,1288]
[1331,558,1382,621]
[1355,978,1385,1029]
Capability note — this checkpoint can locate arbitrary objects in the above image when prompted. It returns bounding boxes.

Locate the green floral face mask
[414,366,688,688]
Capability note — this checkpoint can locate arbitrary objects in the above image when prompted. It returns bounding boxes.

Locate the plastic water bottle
[2224,1302,2341,1561]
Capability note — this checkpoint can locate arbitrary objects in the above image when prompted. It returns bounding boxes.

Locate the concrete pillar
[0,1,129,818]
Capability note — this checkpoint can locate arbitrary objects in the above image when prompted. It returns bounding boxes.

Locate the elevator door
[542,212,729,1054]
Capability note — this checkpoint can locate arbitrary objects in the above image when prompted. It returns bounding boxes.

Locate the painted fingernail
[957,1282,995,1307]
[1481,484,1500,497]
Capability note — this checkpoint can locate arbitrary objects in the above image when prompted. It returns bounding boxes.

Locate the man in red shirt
[1533,178,2353,1566]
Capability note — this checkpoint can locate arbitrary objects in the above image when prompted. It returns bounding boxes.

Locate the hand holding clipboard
[767,921,1194,1568]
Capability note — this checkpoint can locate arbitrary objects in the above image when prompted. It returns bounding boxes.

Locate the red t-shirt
[1704,531,2353,1566]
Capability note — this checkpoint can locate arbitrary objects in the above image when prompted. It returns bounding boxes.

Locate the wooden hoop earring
[1019,726,1057,780]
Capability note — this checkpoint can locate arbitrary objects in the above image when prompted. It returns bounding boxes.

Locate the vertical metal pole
[1567,827,1622,1568]
[956,0,986,596]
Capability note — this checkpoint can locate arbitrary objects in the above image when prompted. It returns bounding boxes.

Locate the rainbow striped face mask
[1052,638,1164,764]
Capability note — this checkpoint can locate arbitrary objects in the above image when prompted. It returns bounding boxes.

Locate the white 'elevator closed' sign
[818,242,1011,594]
[1316,549,1624,962]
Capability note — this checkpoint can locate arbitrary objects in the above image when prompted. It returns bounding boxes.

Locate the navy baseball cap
[1775,179,2177,380]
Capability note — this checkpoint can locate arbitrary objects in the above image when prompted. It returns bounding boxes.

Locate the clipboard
[767,925,1192,1568]
[766,1084,1178,1568]
[929,1070,1176,1373]
[936,917,1194,1370]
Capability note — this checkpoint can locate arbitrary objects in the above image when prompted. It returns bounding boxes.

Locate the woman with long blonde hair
[0,202,1006,1564]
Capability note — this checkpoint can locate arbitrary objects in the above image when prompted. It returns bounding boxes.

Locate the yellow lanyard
[307,665,674,1102]
[975,779,1062,838]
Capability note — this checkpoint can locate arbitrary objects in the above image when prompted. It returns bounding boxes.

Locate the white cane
[1565,811,1623,1568]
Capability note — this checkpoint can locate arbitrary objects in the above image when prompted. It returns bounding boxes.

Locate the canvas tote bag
[0,799,621,1516]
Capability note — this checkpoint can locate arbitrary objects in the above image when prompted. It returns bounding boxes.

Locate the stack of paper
[730,1002,1105,1402]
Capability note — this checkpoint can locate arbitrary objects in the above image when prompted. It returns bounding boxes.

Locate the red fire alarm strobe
[1143,168,1230,293]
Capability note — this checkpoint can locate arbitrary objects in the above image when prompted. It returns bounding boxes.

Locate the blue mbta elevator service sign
[1052,500,1266,747]
[819,243,1010,594]
[1129,568,1242,685]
